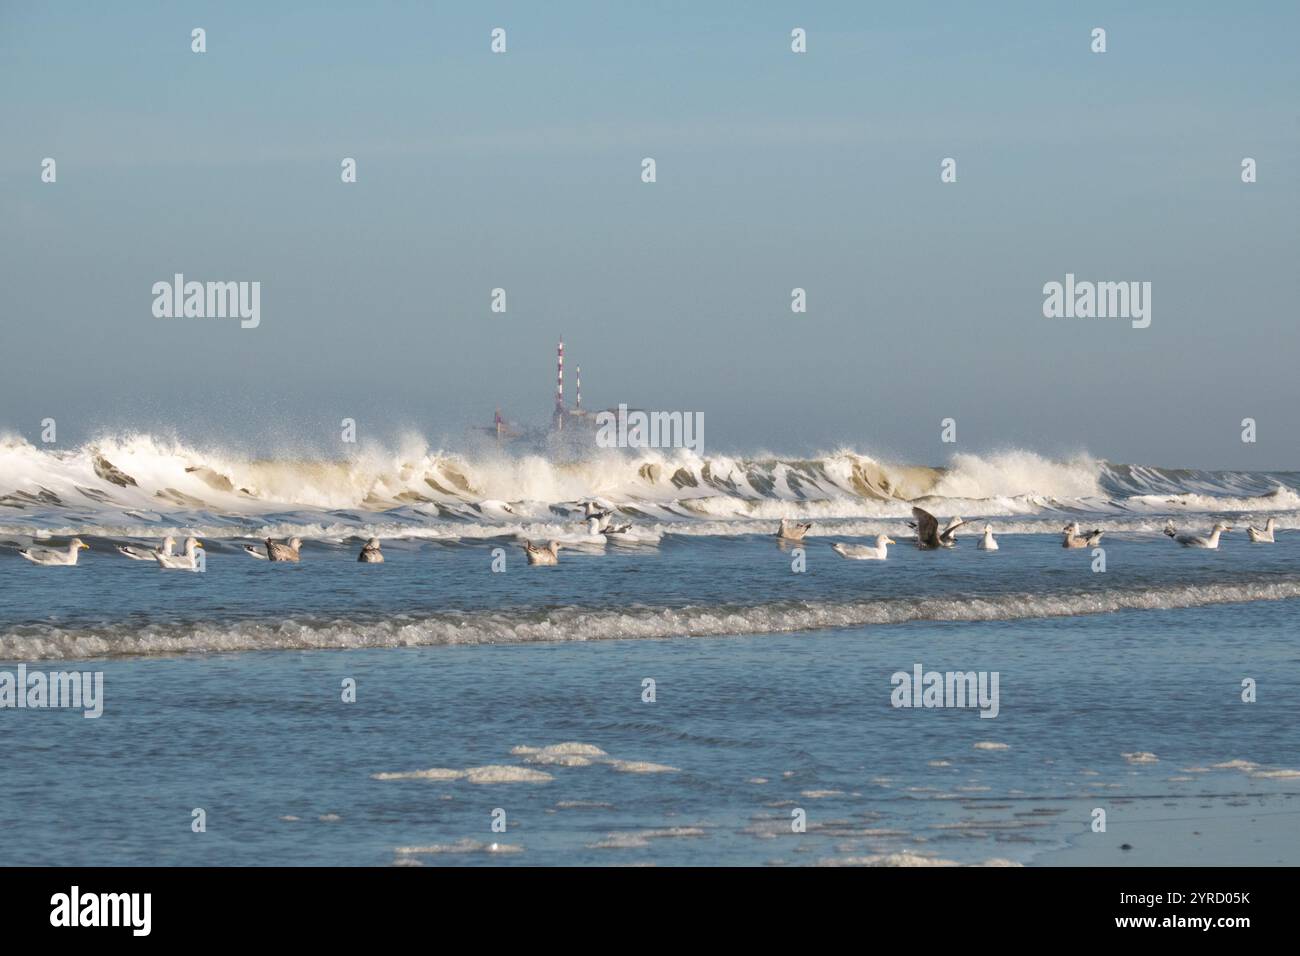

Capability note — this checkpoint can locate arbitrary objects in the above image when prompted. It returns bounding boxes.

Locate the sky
[1,1,1297,468]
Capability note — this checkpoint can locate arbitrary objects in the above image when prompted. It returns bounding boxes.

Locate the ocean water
[2,435,1299,865]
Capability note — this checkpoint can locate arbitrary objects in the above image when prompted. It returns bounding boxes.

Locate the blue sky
[2,1,1297,467]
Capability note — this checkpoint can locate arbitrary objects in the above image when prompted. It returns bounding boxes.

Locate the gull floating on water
[118,536,175,561]
[1165,521,1231,549]
[830,534,894,560]
[523,540,560,565]
[583,502,614,531]
[18,538,89,566]
[977,525,999,551]
[358,537,384,563]
[1248,518,1276,543]
[586,516,618,536]
[1062,522,1104,549]
[264,537,303,562]
[156,536,203,570]
[604,525,663,546]
[776,519,812,541]
[910,507,964,549]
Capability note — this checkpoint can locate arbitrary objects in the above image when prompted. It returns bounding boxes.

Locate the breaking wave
[2,431,1298,539]
[6,578,1300,660]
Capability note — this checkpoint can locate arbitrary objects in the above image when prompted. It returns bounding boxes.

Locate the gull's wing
[911,507,939,547]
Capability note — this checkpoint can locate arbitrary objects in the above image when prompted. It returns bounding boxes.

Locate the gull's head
[1213,523,1231,533]
[288,537,303,549]
[548,540,561,554]
[983,524,993,533]
[366,537,381,548]
[878,535,895,546]
[71,538,89,550]
[163,536,176,548]
[1063,521,1080,534]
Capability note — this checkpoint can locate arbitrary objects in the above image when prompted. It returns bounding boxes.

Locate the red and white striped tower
[555,339,565,412]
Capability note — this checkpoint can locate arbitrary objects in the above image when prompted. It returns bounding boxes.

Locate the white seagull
[1247,518,1276,543]
[18,538,90,566]
[358,537,384,563]
[118,536,175,561]
[830,534,895,560]
[977,524,999,551]
[156,536,204,570]
[523,540,560,565]
[910,507,964,549]
[1167,521,1232,549]
[583,502,614,531]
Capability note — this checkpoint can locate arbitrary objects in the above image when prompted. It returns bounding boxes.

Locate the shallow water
[1,531,1297,865]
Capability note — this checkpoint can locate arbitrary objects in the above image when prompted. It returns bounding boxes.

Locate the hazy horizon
[3,1,1297,470]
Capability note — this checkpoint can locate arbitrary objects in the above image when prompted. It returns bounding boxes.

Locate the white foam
[12,578,1300,660]
[1123,752,1159,765]
[605,759,679,774]
[588,827,706,849]
[395,839,523,855]
[372,765,552,784]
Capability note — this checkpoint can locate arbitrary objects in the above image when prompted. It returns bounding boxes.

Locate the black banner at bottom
[0,866,1284,942]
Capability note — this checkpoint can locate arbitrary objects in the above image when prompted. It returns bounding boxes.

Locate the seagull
[118,536,175,561]
[155,536,203,570]
[830,535,894,560]
[1170,522,1232,549]
[586,516,614,536]
[583,502,613,531]
[18,538,90,566]
[1063,522,1104,549]
[266,537,303,562]
[603,524,663,546]
[1247,518,1276,543]
[977,525,999,551]
[909,507,964,549]
[242,544,269,560]
[358,537,384,563]
[776,519,812,541]
[523,540,560,565]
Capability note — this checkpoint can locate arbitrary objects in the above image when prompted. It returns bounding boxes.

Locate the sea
[2,433,1298,866]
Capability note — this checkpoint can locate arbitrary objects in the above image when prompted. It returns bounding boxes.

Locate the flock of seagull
[11,507,1283,568]
[775,507,1278,562]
